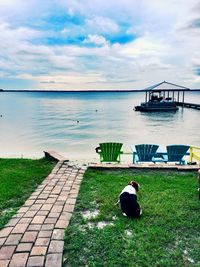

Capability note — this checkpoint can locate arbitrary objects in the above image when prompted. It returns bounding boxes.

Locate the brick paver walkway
[0,161,86,267]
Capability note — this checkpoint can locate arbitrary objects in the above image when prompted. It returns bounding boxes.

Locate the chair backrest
[167,145,189,162]
[135,144,159,161]
[99,142,123,162]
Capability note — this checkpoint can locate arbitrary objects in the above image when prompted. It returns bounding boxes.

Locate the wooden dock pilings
[176,102,200,110]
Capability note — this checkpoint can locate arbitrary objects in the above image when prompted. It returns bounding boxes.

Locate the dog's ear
[129,181,139,191]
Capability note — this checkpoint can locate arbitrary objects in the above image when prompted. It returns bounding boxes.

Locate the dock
[176,101,200,110]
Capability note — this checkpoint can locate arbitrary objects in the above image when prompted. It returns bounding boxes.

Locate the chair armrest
[133,152,138,163]
[123,152,132,155]
[152,155,168,163]
[95,147,101,153]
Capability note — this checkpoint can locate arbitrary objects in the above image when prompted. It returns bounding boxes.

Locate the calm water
[0,91,200,162]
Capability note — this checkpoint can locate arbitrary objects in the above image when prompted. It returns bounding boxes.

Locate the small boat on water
[135,96,179,112]
[135,81,190,112]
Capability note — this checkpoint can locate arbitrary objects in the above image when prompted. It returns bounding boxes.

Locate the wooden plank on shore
[88,163,199,171]
[44,150,69,162]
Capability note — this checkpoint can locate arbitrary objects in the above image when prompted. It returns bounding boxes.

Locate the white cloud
[83,34,108,46]
[67,7,75,17]
[17,72,107,90]
[85,16,119,34]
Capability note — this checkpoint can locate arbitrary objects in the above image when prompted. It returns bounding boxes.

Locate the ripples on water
[0,91,200,161]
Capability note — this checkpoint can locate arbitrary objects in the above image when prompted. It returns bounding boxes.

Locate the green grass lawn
[63,169,200,267]
[0,158,55,229]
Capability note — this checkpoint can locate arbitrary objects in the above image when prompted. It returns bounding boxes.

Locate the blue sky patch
[26,10,85,32]
[47,13,84,27]
[109,33,136,44]
[45,35,86,46]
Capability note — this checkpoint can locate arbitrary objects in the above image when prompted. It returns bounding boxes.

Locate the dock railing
[189,146,200,163]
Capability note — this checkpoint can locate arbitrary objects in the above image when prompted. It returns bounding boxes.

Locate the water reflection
[140,110,178,118]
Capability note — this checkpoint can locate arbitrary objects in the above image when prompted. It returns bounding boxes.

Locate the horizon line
[1,89,200,92]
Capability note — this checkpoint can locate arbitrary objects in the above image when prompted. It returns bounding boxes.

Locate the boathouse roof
[145,81,190,91]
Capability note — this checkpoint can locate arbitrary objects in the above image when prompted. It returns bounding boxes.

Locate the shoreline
[2,89,146,93]
[1,151,199,171]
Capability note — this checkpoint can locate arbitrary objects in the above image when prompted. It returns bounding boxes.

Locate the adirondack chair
[166,145,190,165]
[133,144,159,163]
[95,142,123,163]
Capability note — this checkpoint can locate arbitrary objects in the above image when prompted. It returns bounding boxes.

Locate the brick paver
[0,161,86,266]
[5,234,22,246]
[9,253,29,267]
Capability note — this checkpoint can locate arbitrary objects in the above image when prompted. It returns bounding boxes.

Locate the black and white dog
[118,181,142,218]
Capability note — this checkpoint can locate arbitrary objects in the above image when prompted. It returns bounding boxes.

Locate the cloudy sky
[0,0,200,90]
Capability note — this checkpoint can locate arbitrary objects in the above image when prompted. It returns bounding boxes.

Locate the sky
[0,0,200,90]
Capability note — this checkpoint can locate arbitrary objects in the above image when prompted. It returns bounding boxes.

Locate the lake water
[0,91,200,162]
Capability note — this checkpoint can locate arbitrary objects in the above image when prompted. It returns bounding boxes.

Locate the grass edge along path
[0,158,55,229]
[63,168,199,267]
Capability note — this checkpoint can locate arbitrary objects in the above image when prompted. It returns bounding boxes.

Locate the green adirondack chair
[95,142,123,163]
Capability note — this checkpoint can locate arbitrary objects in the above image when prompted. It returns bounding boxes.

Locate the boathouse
[144,81,190,104]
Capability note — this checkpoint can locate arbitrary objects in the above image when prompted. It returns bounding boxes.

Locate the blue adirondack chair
[95,142,123,163]
[166,145,190,164]
[133,144,159,163]
[152,145,190,164]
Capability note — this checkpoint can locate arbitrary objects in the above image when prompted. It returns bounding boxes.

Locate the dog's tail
[115,200,120,206]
